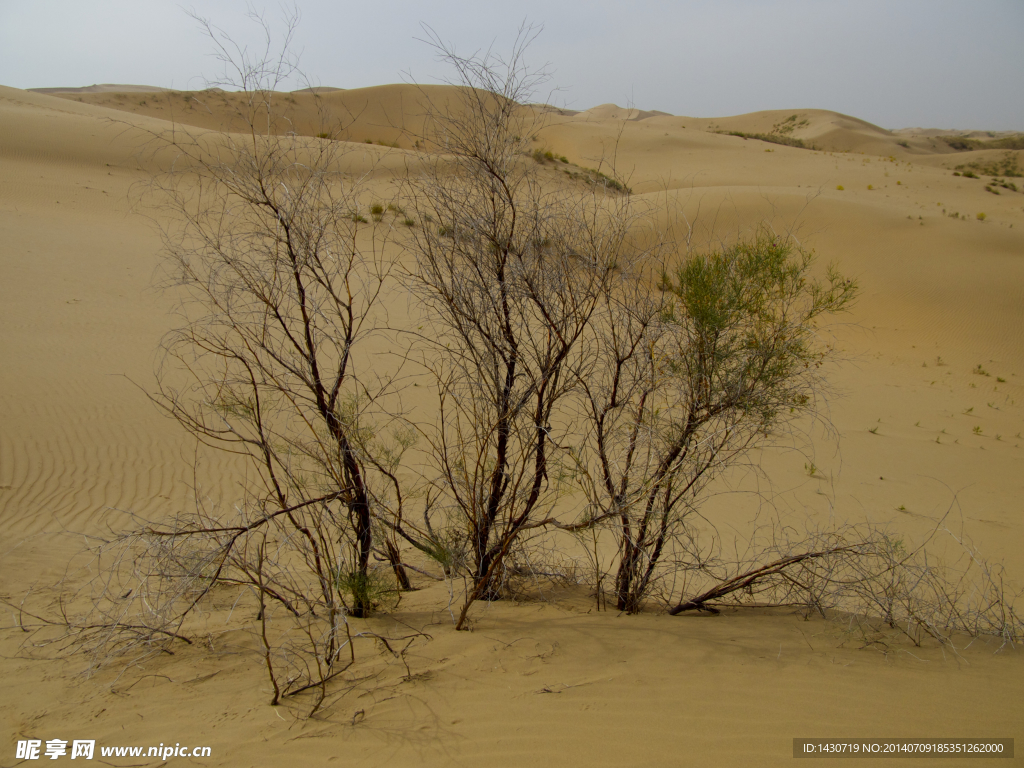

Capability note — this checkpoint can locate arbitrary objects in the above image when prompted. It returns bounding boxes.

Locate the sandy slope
[1,84,1022,767]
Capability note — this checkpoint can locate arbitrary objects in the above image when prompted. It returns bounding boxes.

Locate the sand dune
[1,84,1022,766]
[28,84,173,95]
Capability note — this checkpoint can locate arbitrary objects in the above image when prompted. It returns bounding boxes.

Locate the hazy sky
[2,0,1022,130]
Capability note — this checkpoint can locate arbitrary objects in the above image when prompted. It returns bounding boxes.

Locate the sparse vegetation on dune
[955,151,1022,178]
[5,16,1023,724]
[716,114,817,150]
[719,130,816,150]
[941,135,1024,152]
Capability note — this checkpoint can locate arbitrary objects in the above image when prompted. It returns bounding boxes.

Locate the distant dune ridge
[34,83,1022,161]
[1,82,1022,767]
[28,83,173,94]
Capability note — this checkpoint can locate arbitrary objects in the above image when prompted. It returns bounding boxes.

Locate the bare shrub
[2,8,424,714]
[654,514,1022,651]
[392,26,645,629]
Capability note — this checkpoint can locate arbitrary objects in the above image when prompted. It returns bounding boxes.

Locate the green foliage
[976,212,986,221]
[955,152,1022,178]
[720,130,815,150]
[770,114,809,137]
[531,146,628,192]
[985,178,1019,192]
[661,233,856,427]
[603,233,856,613]
[419,526,468,577]
[531,148,563,164]
[942,135,1024,152]
[334,567,399,617]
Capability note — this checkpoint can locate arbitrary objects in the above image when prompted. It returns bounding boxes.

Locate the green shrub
[955,152,1021,178]
[976,212,986,221]
[335,567,399,617]
[720,130,815,150]
[942,135,1024,152]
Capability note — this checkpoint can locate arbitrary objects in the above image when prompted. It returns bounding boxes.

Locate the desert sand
[1,84,1022,767]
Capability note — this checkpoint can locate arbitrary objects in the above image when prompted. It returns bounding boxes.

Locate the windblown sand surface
[1,85,1022,767]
